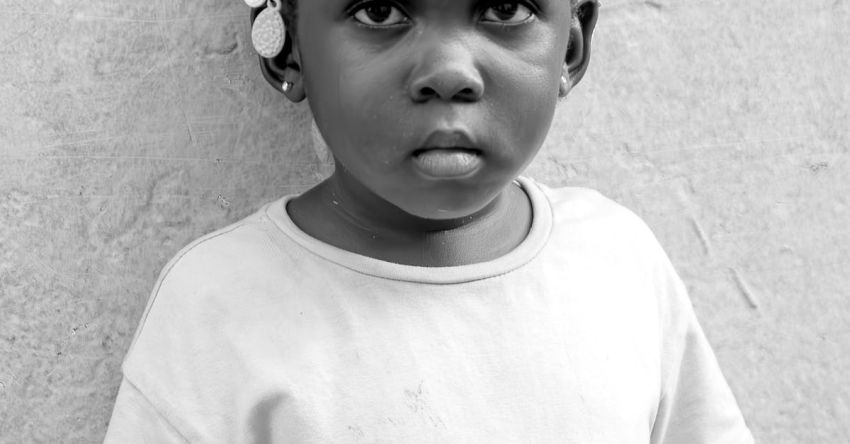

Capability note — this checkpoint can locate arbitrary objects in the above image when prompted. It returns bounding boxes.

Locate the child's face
[295,0,575,220]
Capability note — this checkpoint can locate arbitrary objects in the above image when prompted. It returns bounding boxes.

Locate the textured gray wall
[1,0,847,442]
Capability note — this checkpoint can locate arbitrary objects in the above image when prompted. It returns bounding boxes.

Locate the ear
[561,0,600,96]
[251,9,306,102]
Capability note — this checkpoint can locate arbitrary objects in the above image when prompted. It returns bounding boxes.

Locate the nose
[408,36,485,103]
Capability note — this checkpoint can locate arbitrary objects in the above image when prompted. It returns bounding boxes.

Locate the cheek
[485,30,564,146]
[337,90,408,163]
[335,65,411,157]
[491,62,559,155]
[312,84,409,174]
[522,73,559,137]
[305,61,386,162]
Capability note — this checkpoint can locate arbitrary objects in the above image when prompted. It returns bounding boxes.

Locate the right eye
[351,2,408,27]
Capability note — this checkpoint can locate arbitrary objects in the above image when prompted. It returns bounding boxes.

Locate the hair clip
[249,0,286,59]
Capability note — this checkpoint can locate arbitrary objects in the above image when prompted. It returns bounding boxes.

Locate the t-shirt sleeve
[103,378,188,443]
[649,254,755,444]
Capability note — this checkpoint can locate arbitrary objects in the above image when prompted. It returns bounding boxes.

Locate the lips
[411,130,484,178]
[419,129,477,150]
[413,148,482,177]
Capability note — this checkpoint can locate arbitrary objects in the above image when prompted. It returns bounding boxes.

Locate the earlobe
[564,0,600,89]
[258,39,306,102]
[558,73,571,98]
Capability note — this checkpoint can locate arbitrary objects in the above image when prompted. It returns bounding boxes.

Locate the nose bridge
[408,27,484,102]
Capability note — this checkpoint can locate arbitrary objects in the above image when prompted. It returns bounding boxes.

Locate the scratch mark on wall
[71,13,243,24]
[0,369,21,391]
[216,194,231,209]
[204,40,238,57]
[232,121,245,153]
[602,0,666,11]
[0,29,30,49]
[22,254,87,287]
[1,153,321,165]
[689,217,712,257]
[809,161,829,175]
[730,268,760,310]
[45,323,96,375]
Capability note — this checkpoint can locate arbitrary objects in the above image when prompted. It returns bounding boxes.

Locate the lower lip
[412,149,482,178]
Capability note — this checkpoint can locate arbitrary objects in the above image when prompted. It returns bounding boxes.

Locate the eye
[352,2,408,27]
[481,2,535,24]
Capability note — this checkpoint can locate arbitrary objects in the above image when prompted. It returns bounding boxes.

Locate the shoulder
[531,180,696,331]
[157,206,279,286]
[115,207,280,440]
[126,199,303,354]
[119,201,305,440]
[147,197,314,304]
[529,178,659,249]
[527,178,682,312]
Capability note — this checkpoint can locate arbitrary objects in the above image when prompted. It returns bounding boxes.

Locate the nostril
[410,73,485,103]
[420,86,437,98]
[456,88,478,102]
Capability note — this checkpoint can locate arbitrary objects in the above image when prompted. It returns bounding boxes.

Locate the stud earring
[559,75,570,97]
[281,81,293,93]
[250,0,286,59]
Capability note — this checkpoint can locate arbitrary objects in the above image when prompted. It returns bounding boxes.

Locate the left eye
[352,2,408,26]
[481,2,535,24]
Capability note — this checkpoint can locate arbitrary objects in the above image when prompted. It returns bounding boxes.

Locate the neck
[321,170,502,239]
[287,172,532,267]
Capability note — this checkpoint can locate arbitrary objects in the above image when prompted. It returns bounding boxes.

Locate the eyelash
[480,0,539,25]
[346,1,540,29]
[346,1,410,28]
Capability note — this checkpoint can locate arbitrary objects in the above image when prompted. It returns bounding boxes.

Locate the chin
[392,189,495,222]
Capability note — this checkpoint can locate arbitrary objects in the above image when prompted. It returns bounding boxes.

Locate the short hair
[280,0,296,30]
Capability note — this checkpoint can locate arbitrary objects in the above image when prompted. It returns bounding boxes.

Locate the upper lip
[417,129,479,154]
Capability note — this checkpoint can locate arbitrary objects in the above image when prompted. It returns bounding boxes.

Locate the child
[105,0,754,442]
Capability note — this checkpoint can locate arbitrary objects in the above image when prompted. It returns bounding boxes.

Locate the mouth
[411,129,484,179]
[412,147,482,157]
[419,129,477,150]
[412,147,483,179]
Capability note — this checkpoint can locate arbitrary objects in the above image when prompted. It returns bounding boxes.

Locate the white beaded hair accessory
[247,0,286,59]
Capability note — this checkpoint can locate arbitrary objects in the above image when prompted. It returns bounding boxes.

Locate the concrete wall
[0,0,847,442]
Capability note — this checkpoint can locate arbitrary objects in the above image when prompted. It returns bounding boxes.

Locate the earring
[250,0,286,59]
[281,81,293,93]
[559,75,570,97]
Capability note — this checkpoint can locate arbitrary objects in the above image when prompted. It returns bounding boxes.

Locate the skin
[260,0,598,266]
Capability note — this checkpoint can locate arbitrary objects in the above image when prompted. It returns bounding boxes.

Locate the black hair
[280,0,297,30]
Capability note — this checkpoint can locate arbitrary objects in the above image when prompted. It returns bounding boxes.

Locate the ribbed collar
[265,176,552,284]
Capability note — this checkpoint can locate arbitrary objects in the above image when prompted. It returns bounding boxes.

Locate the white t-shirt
[105,177,754,443]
